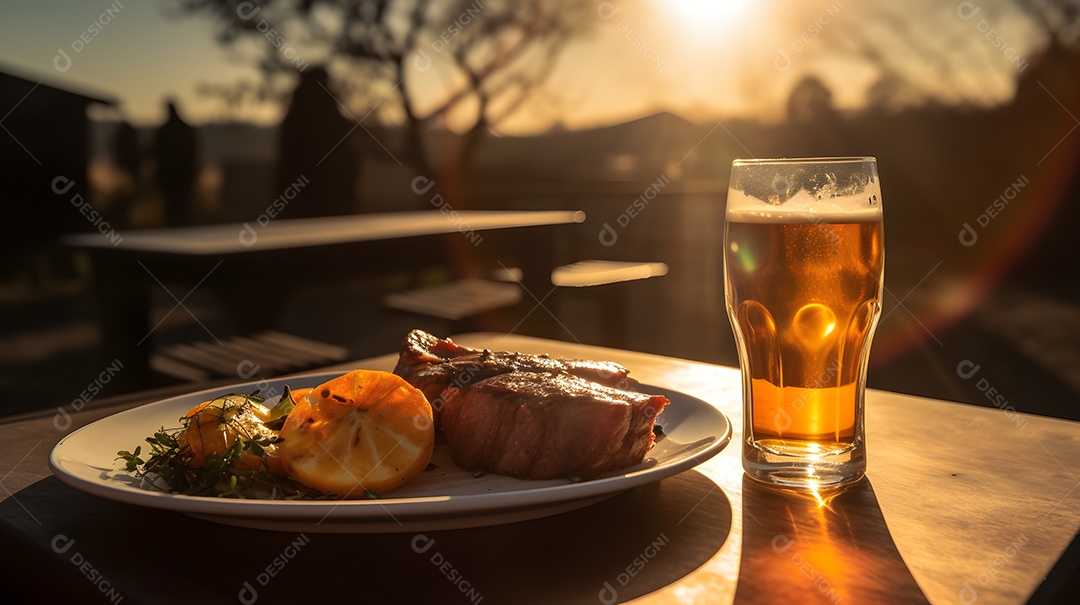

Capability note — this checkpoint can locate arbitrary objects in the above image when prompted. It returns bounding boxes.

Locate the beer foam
[726,189,882,223]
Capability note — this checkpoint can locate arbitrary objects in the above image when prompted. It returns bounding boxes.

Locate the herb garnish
[116,390,329,500]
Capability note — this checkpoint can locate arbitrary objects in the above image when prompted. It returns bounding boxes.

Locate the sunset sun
[665,0,756,35]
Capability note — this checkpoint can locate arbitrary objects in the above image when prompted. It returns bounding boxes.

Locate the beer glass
[724,157,883,488]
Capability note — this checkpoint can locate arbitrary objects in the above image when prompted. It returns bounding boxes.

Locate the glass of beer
[724,157,884,488]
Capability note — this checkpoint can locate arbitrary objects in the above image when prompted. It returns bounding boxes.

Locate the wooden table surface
[1,333,1077,604]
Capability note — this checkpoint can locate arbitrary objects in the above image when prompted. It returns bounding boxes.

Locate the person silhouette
[275,66,358,218]
[152,100,199,226]
[108,119,141,229]
[112,119,141,185]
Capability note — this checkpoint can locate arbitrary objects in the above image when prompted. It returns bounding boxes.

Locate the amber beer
[725,157,883,488]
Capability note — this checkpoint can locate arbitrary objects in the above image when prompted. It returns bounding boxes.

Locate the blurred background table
[61,211,585,392]
[1,334,1077,603]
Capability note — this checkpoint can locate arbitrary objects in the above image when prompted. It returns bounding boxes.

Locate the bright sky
[0,0,1049,133]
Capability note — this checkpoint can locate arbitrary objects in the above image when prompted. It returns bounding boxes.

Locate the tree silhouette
[172,0,593,194]
[817,1,1079,111]
[786,75,837,123]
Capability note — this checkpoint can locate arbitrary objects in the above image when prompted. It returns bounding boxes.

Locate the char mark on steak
[393,329,638,408]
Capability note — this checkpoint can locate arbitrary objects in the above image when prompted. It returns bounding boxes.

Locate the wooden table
[62,211,585,391]
[2,334,1077,604]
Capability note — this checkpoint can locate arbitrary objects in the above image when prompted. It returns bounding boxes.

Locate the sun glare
[665,0,756,34]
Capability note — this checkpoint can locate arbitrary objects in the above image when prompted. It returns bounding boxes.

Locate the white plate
[50,372,731,533]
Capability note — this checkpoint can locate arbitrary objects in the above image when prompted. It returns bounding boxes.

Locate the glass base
[743,438,865,489]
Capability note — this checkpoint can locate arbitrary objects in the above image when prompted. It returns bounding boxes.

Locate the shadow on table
[0,470,731,604]
[736,475,929,604]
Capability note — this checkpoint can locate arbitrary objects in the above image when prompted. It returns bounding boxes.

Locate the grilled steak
[393,329,639,413]
[439,371,668,480]
[392,330,668,480]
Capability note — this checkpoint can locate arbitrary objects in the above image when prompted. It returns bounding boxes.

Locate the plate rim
[49,371,731,526]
